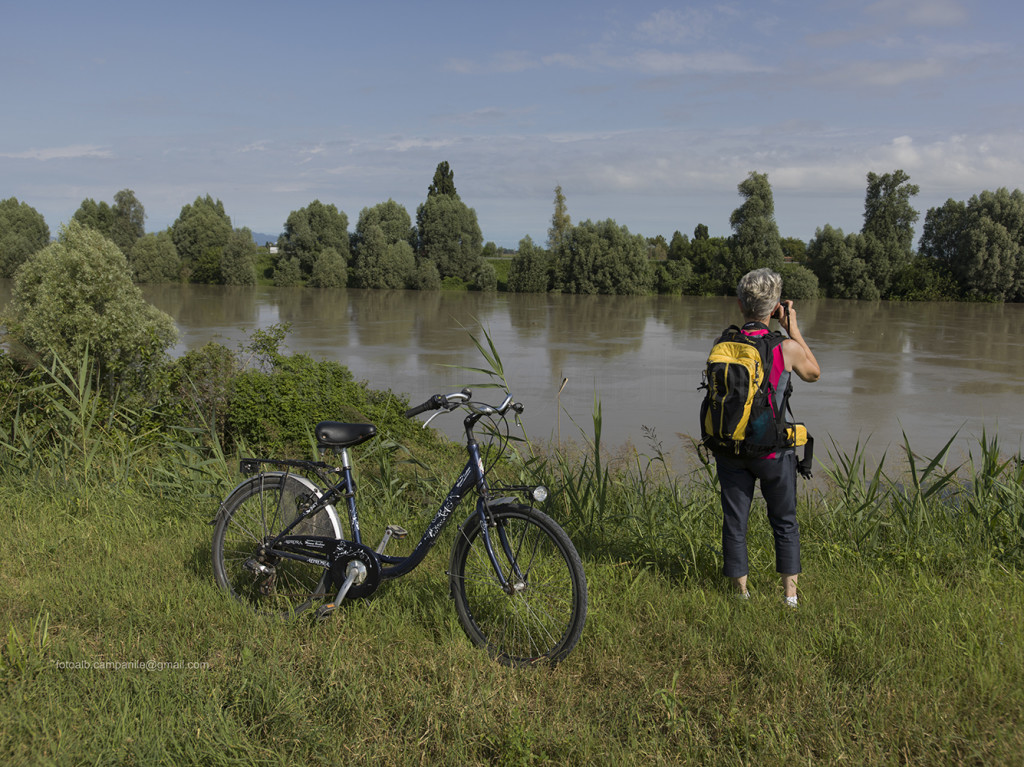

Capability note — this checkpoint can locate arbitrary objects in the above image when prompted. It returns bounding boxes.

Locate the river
[4,280,1024,468]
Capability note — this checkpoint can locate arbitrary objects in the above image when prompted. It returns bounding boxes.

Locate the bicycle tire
[448,504,587,666]
[212,472,342,617]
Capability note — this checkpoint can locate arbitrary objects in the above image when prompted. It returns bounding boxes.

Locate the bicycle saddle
[315,422,377,449]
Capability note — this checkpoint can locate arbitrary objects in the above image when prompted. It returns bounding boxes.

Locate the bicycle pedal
[315,603,337,622]
[375,524,409,555]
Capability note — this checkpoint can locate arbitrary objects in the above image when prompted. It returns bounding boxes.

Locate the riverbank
[2,327,1022,763]
[2,412,1023,764]
[2,471,1021,765]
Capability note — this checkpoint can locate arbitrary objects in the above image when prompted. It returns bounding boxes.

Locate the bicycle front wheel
[448,505,587,666]
[212,472,341,617]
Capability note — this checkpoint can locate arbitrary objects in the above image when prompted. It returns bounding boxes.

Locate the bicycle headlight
[531,485,549,503]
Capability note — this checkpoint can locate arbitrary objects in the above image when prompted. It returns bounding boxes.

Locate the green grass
[2,436,1023,765]
[2,348,1023,764]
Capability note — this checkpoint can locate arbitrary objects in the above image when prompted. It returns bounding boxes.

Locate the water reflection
[2,280,1023,464]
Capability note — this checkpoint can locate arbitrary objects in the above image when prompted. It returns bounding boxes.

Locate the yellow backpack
[699,325,813,476]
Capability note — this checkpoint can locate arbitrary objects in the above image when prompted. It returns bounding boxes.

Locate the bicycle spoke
[213,474,338,617]
[449,506,586,665]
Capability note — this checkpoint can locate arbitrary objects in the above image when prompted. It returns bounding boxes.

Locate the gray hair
[737,268,782,321]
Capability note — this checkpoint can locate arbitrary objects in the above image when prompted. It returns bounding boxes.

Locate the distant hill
[251,231,282,246]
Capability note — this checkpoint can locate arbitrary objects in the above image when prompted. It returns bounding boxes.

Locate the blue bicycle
[212,389,588,666]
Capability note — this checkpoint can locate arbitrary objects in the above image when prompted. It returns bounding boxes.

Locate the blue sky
[2,0,1022,247]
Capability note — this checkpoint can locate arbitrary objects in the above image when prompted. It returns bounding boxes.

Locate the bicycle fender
[213,472,341,537]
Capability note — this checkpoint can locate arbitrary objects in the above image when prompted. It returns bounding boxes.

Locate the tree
[273,256,303,287]
[668,230,690,261]
[72,189,146,256]
[427,161,457,198]
[888,255,960,301]
[353,199,415,249]
[3,221,177,384]
[411,259,441,290]
[806,225,879,300]
[72,198,115,237]
[554,219,654,295]
[547,185,571,252]
[110,189,146,256]
[957,217,1022,300]
[919,198,968,264]
[781,237,807,263]
[729,171,784,274]
[351,200,416,288]
[416,189,484,281]
[130,230,181,283]
[861,170,920,297]
[0,198,50,278]
[647,234,669,261]
[655,259,694,295]
[309,247,347,288]
[688,235,736,295]
[779,262,819,299]
[191,246,223,285]
[351,225,415,289]
[221,228,259,286]
[920,188,1024,301]
[171,195,233,281]
[471,260,497,292]
[507,236,550,292]
[280,200,350,278]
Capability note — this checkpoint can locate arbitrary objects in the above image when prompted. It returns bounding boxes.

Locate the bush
[780,262,820,299]
[3,221,176,390]
[164,342,239,441]
[226,353,417,454]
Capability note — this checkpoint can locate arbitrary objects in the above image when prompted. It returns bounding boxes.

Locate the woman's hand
[773,300,793,332]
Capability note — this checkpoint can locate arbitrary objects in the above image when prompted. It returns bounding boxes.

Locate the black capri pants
[716,450,801,578]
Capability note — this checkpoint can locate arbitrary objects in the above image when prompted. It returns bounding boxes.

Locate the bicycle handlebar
[404,388,524,425]
[404,388,473,419]
[403,394,446,418]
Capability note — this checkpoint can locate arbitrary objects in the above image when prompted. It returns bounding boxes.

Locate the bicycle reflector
[531,486,549,503]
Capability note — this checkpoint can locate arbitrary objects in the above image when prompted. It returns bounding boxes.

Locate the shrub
[3,221,176,391]
[780,262,820,299]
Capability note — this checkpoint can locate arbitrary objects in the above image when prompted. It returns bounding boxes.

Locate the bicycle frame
[255,408,523,593]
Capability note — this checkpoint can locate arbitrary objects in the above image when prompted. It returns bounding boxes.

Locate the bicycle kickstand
[315,560,368,622]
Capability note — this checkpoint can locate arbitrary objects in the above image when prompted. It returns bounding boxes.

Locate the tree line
[2,162,1023,302]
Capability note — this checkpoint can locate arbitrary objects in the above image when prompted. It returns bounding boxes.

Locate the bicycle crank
[316,561,367,621]
[316,541,382,621]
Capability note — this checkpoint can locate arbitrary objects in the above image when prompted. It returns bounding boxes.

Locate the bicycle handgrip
[404,394,444,418]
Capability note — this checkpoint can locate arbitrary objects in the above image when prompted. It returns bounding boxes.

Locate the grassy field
[2,418,1023,766]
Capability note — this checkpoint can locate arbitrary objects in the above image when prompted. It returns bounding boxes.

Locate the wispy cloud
[0,145,113,161]
[634,8,714,44]
[866,0,968,27]
[627,49,770,75]
[448,46,766,77]
[825,57,946,87]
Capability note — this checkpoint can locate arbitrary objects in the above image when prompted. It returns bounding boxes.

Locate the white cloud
[820,57,945,87]
[635,9,713,44]
[867,0,968,27]
[628,49,770,75]
[0,145,113,161]
[238,141,270,153]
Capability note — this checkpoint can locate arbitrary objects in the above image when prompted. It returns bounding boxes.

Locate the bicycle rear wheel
[448,504,587,666]
[212,472,341,617]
